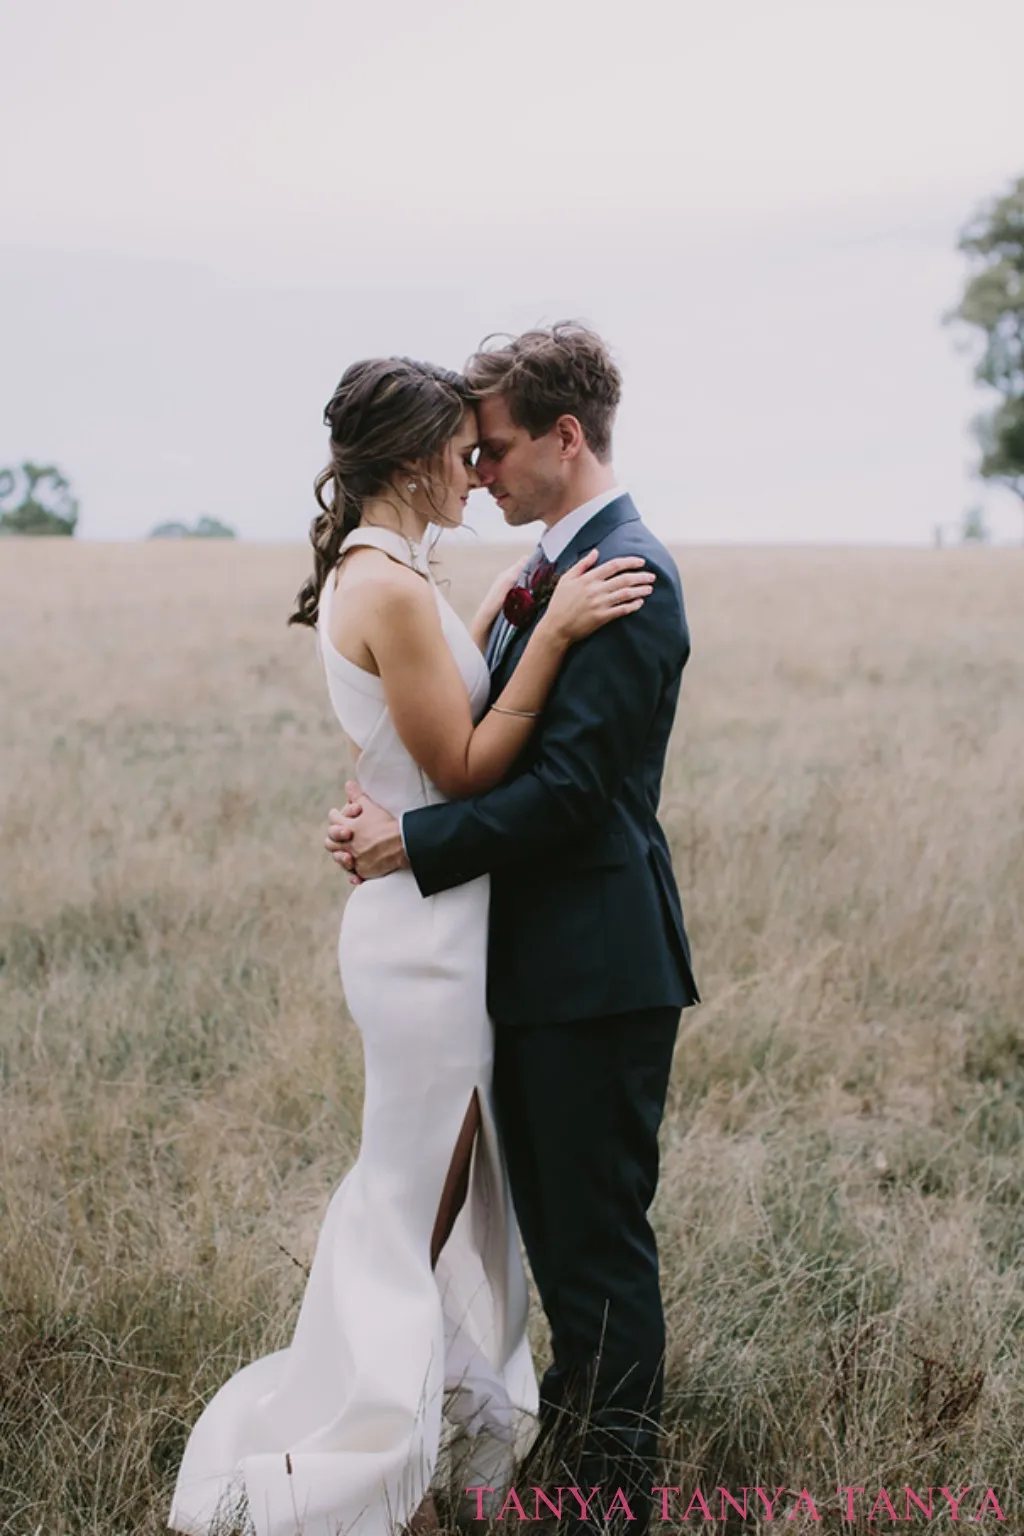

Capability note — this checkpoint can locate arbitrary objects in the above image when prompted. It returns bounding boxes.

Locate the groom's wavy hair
[289,357,473,628]
[465,322,622,463]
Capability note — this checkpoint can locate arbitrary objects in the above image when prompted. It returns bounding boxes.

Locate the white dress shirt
[540,486,627,562]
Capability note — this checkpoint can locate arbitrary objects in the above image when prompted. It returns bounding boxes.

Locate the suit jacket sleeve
[402,566,687,897]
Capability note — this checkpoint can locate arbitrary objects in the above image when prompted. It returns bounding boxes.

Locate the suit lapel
[487,540,547,676]
[488,496,642,694]
[550,493,640,573]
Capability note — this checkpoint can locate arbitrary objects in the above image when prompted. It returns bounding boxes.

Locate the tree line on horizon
[0,466,236,540]
[146,516,237,540]
[4,173,1023,544]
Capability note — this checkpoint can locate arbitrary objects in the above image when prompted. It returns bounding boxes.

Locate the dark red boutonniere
[502,556,559,628]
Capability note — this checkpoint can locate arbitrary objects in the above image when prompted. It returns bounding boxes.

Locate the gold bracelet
[491,704,541,719]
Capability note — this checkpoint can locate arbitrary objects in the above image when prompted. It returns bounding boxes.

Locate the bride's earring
[406,480,417,494]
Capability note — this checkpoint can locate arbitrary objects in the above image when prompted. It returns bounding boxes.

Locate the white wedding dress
[169,526,538,1536]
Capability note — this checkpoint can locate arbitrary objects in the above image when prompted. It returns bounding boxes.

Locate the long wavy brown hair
[288,357,473,628]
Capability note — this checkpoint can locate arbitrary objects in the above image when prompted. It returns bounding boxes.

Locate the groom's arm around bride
[403,493,696,1028]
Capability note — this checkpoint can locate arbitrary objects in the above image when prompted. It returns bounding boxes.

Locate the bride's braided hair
[289,357,473,628]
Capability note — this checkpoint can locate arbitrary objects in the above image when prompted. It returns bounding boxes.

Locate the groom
[326,323,699,1529]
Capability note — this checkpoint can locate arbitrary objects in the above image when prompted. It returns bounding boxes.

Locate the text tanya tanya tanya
[462,1485,1009,1523]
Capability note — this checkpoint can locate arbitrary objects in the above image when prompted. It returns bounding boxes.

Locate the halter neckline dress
[169,524,537,1536]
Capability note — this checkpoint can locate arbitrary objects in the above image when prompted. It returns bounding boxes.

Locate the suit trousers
[493,1007,681,1532]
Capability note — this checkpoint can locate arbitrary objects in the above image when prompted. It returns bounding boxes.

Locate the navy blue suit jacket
[403,494,699,1027]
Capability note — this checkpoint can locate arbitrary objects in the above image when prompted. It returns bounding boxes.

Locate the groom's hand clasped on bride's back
[327,782,404,884]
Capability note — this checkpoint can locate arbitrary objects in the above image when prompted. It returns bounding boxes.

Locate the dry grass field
[1,538,1023,1533]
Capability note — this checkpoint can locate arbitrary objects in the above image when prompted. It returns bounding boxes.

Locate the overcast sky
[2,0,1023,544]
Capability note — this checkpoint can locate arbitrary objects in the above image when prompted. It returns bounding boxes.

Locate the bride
[168,357,654,1536]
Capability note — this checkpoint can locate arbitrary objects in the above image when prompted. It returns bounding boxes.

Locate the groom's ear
[555,414,585,461]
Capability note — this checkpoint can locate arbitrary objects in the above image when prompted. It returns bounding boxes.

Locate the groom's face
[475,394,564,527]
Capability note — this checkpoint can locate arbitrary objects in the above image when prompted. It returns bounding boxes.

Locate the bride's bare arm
[363,553,654,799]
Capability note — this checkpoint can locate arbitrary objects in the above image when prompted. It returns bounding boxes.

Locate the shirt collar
[540,486,626,562]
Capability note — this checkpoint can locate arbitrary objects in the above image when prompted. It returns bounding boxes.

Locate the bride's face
[419,408,480,527]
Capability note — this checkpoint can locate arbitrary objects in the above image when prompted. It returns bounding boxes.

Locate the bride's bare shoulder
[335,547,431,607]
[328,550,435,662]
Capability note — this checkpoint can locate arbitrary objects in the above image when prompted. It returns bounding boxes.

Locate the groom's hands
[325,782,409,884]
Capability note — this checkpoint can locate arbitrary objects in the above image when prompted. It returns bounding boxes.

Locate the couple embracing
[169,324,699,1536]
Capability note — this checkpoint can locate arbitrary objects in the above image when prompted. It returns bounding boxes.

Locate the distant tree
[948,174,1024,536]
[0,462,79,536]
[960,505,991,544]
[148,521,192,539]
[193,515,236,538]
[972,398,1024,504]
[147,516,237,539]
